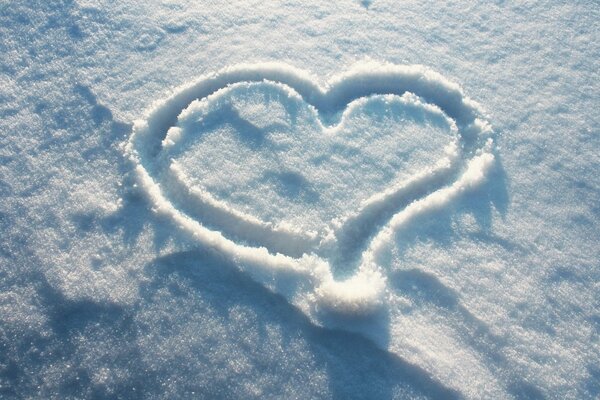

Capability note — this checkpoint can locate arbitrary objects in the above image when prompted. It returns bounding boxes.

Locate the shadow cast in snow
[0,270,159,400]
[140,249,461,400]
[177,101,290,152]
[262,170,321,203]
[64,83,176,252]
[390,268,506,364]
[389,151,512,259]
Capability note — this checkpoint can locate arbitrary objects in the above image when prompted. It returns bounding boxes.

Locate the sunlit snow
[1,1,598,399]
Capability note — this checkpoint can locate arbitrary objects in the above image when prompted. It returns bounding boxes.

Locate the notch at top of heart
[131,61,493,161]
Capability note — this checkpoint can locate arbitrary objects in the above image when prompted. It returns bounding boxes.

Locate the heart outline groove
[126,61,495,320]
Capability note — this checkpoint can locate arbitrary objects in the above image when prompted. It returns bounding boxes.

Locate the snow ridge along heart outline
[126,61,494,322]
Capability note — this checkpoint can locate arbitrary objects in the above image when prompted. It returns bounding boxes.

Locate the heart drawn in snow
[127,62,495,319]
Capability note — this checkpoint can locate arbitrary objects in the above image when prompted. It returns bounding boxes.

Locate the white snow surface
[1,1,599,399]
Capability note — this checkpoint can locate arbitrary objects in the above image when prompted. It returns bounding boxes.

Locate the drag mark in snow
[126,61,494,325]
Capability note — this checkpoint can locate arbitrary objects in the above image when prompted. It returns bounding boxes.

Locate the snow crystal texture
[0,1,598,399]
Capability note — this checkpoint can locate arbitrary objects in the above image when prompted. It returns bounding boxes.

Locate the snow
[1,1,599,399]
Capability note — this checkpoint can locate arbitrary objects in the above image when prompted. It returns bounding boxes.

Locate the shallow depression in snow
[170,82,457,239]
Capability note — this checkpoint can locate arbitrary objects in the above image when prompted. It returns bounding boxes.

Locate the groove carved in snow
[126,62,495,318]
